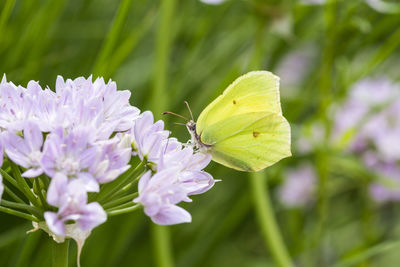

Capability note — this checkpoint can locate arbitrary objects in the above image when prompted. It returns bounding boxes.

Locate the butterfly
[165,71,291,172]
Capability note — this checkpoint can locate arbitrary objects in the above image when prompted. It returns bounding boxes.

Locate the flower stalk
[106,204,142,216]
[250,172,293,267]
[52,240,69,267]
[0,206,38,222]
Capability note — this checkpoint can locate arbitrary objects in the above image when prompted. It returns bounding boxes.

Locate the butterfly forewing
[196,71,281,135]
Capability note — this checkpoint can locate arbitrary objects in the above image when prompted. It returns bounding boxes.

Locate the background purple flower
[278,164,316,208]
[331,77,400,203]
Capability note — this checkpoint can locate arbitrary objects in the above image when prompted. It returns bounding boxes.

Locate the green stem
[151,0,176,117]
[102,192,138,209]
[250,172,293,267]
[3,186,26,204]
[92,0,133,77]
[105,201,136,212]
[10,164,41,208]
[52,239,70,267]
[96,162,145,203]
[35,177,50,210]
[310,1,337,262]
[152,224,174,267]
[0,206,38,222]
[150,2,176,267]
[357,26,400,81]
[107,8,156,76]
[0,168,19,188]
[0,0,16,51]
[106,204,141,216]
[1,199,42,218]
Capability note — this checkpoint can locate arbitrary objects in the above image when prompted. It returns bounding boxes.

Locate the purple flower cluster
[333,77,400,203]
[294,77,400,204]
[0,75,215,238]
[0,75,138,235]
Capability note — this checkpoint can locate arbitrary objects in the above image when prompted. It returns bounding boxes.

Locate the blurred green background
[1,0,400,266]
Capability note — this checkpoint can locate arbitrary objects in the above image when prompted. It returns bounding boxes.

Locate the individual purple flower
[278,164,316,208]
[134,169,192,225]
[159,145,215,195]
[94,77,140,132]
[0,77,34,133]
[44,174,106,236]
[40,127,99,192]
[134,139,216,225]
[90,134,131,184]
[3,122,44,177]
[30,84,67,132]
[130,111,169,168]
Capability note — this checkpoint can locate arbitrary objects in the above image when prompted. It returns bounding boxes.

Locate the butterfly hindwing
[200,112,291,172]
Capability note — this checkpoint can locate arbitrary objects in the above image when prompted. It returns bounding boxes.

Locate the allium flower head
[0,74,216,256]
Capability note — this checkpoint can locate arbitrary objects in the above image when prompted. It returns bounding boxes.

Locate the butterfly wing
[196,71,281,135]
[200,112,291,172]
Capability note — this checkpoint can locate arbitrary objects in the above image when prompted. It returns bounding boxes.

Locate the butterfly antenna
[174,122,186,126]
[184,101,194,121]
[162,111,189,122]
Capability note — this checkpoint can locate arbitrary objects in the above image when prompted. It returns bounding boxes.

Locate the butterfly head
[186,120,196,133]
